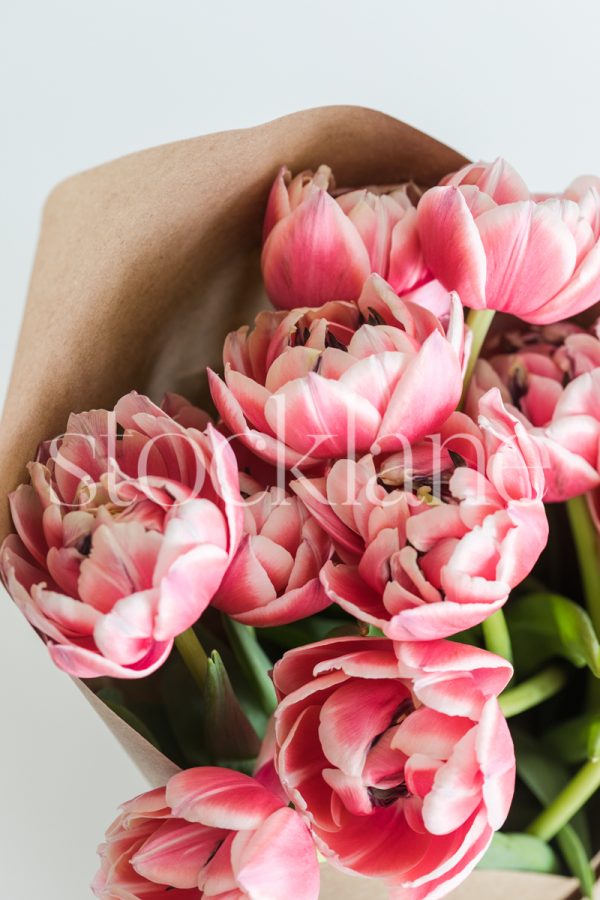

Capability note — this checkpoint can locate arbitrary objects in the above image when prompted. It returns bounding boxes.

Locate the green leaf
[204,651,261,762]
[96,688,161,750]
[223,617,277,716]
[556,828,596,899]
[448,624,483,647]
[588,721,600,762]
[159,651,211,767]
[507,592,600,677]
[544,712,600,764]
[477,832,560,873]
[514,733,595,896]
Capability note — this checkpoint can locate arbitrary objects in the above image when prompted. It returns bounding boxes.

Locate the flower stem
[174,628,209,692]
[566,495,600,638]
[223,616,277,716]
[459,308,496,409]
[527,759,600,842]
[499,664,568,718]
[481,609,513,664]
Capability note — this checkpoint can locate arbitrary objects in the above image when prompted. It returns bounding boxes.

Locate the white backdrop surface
[1,1,600,897]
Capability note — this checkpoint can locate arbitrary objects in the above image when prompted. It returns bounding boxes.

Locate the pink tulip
[0,392,243,679]
[93,766,320,899]
[261,164,432,310]
[273,635,515,898]
[467,321,600,501]
[208,275,463,469]
[212,475,333,626]
[417,160,600,324]
[292,389,548,640]
[440,157,530,204]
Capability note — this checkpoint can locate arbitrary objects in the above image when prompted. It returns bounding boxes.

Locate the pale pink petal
[477,201,576,317]
[8,485,48,566]
[529,238,600,324]
[265,373,381,458]
[385,597,505,642]
[422,729,482,834]
[232,579,331,627]
[166,768,282,830]
[209,370,316,469]
[94,589,159,665]
[48,635,173,679]
[78,521,162,613]
[132,819,226,889]
[262,189,371,309]
[320,562,389,628]
[232,807,320,900]
[319,679,403,776]
[375,331,462,452]
[417,186,487,309]
[263,166,292,239]
[225,368,273,433]
[393,709,473,760]
[476,699,515,829]
[155,542,230,640]
[36,588,100,636]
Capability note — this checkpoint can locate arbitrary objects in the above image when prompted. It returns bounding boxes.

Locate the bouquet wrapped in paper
[1,107,599,899]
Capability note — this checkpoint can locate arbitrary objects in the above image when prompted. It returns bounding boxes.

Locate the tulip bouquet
[3,143,600,900]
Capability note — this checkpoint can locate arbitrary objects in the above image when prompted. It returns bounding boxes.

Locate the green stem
[223,616,277,717]
[174,627,209,692]
[527,759,600,842]
[459,308,496,409]
[499,664,568,718]
[481,609,513,664]
[566,495,600,638]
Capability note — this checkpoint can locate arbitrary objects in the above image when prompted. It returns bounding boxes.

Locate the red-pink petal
[232,807,319,900]
[166,768,282,830]
[417,186,487,309]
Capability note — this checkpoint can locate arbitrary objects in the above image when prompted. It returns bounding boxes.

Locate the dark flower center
[368,782,411,807]
[78,533,93,556]
[508,363,529,406]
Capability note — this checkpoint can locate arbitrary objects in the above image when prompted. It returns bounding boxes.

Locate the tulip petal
[166,768,282,830]
[477,201,576,317]
[265,373,381,458]
[376,331,462,452]
[132,819,226,889]
[319,678,404,777]
[231,578,331,627]
[233,807,320,900]
[320,562,388,627]
[417,186,487,309]
[262,188,371,309]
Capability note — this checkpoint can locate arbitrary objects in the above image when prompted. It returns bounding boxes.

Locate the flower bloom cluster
[4,156,600,900]
[93,766,319,899]
[273,637,514,898]
[466,320,600,501]
[1,393,243,678]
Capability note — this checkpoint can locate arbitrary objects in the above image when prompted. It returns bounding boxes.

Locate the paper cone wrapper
[1,105,597,898]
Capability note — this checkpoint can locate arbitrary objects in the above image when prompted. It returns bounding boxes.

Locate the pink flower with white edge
[273,636,515,900]
[293,389,548,640]
[440,157,531,204]
[212,474,333,626]
[417,159,600,324]
[208,275,463,469]
[0,392,243,679]
[92,766,320,900]
[467,321,600,501]
[261,164,433,310]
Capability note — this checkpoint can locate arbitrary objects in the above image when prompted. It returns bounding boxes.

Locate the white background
[1,1,600,897]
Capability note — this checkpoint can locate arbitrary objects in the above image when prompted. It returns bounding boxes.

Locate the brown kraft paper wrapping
[0,106,597,898]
